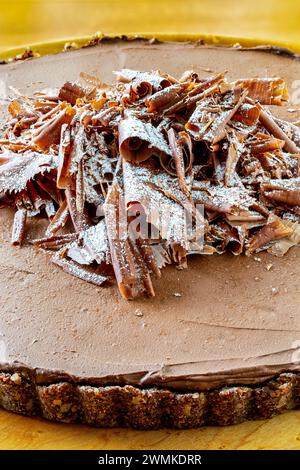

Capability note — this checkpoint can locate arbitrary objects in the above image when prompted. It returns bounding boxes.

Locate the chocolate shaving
[0,150,57,193]
[65,188,90,232]
[104,179,155,299]
[11,208,27,246]
[58,82,86,105]
[163,72,225,115]
[272,116,300,149]
[52,251,109,286]
[57,124,73,189]
[114,69,170,97]
[118,116,171,163]
[46,199,69,236]
[145,84,184,112]
[258,107,299,153]
[33,233,78,250]
[248,215,293,253]
[66,219,111,266]
[122,158,192,250]
[2,67,300,299]
[224,130,243,187]
[234,78,288,105]
[186,88,248,144]
[167,128,190,196]
[33,106,76,150]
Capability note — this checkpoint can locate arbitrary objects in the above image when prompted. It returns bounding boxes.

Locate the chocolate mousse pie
[0,39,299,428]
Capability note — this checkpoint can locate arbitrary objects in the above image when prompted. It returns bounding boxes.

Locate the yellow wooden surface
[0,409,299,450]
[1,0,300,53]
[1,0,300,450]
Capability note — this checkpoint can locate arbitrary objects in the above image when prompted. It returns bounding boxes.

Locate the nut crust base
[0,371,299,429]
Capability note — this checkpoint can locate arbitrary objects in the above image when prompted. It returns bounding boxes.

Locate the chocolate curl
[65,188,90,232]
[224,131,243,187]
[167,128,189,196]
[163,72,225,115]
[36,175,62,205]
[58,82,86,105]
[250,201,270,217]
[233,101,260,127]
[32,102,65,130]
[264,190,300,206]
[127,237,155,297]
[8,99,29,118]
[133,76,170,99]
[46,199,69,236]
[118,116,171,163]
[131,80,152,99]
[212,221,246,256]
[145,85,183,112]
[234,78,288,105]
[248,216,293,253]
[57,124,73,189]
[26,181,45,212]
[257,106,299,153]
[135,239,161,279]
[179,131,194,174]
[192,185,253,214]
[186,88,248,144]
[249,132,285,154]
[68,125,86,175]
[179,70,200,83]
[159,132,193,177]
[33,106,76,150]
[226,210,266,223]
[105,177,157,299]
[122,159,193,257]
[11,208,27,246]
[184,82,231,111]
[267,219,300,256]
[32,99,58,111]
[93,106,121,126]
[104,183,136,299]
[52,252,108,286]
[80,71,109,89]
[32,233,78,251]
[76,159,85,213]
[114,69,170,95]
[0,140,38,153]
[169,243,187,269]
[15,190,32,211]
[66,220,111,266]
[273,116,300,149]
[158,153,177,176]
[126,203,161,280]
[0,150,57,194]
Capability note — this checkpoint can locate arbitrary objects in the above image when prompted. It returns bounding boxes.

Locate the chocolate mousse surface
[0,40,299,428]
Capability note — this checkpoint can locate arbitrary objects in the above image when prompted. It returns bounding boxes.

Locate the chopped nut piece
[173,292,182,297]
[52,399,62,406]
[11,373,22,384]
[134,309,143,317]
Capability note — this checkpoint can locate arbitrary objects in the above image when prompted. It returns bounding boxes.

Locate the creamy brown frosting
[0,41,300,391]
